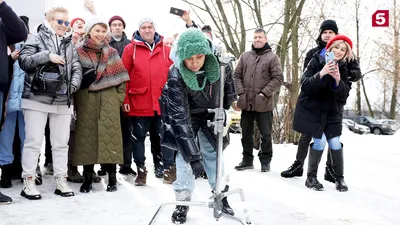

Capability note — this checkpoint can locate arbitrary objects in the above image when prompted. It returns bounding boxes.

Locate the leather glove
[190,160,204,178]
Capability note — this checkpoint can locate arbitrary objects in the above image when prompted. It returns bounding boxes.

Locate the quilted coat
[73,47,126,166]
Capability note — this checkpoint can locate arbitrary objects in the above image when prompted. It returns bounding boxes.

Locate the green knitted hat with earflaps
[177,28,220,91]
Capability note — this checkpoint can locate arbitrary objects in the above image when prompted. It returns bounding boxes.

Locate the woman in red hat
[293,34,359,192]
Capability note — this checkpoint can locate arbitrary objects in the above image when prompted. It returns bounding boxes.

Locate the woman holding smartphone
[293,35,356,192]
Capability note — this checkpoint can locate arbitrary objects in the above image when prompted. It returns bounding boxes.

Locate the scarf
[77,37,130,91]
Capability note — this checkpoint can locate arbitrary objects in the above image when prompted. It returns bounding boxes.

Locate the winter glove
[190,160,204,178]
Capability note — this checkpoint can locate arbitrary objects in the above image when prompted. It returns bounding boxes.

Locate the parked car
[344,116,396,135]
[377,119,400,131]
[228,107,241,133]
[342,119,370,134]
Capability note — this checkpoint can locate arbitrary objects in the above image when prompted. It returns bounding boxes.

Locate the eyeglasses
[54,19,70,27]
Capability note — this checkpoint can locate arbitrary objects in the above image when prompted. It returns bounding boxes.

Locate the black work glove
[190,160,204,178]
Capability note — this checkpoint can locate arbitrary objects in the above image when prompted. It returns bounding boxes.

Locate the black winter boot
[0,191,12,204]
[172,205,190,224]
[330,147,348,192]
[67,163,84,183]
[221,185,235,216]
[281,160,303,178]
[234,160,254,171]
[106,165,117,192]
[80,172,93,193]
[171,190,191,224]
[305,145,324,191]
[0,164,13,188]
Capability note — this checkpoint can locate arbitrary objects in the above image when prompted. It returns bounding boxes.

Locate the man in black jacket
[0,0,28,204]
[281,20,361,181]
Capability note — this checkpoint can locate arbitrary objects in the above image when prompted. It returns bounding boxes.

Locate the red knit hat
[109,15,126,28]
[326,35,353,50]
[70,18,85,27]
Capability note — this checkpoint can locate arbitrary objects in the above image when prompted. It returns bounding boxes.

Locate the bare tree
[389,0,399,119]
[375,0,400,119]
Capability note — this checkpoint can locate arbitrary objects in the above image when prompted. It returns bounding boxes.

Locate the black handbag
[30,35,66,96]
[80,68,97,89]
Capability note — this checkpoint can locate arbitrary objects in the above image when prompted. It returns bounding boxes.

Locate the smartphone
[170,7,184,17]
[325,52,335,64]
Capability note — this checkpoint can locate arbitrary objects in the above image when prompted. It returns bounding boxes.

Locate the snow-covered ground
[0,129,399,225]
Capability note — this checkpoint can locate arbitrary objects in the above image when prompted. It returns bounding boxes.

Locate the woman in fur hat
[159,28,236,224]
[293,34,357,192]
[73,17,129,193]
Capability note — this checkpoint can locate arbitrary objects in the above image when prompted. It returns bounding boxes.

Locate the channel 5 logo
[372,10,389,27]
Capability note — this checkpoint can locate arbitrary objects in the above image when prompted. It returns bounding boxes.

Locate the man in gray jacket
[234,28,283,172]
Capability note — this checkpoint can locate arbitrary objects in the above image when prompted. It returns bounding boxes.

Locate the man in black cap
[281,19,361,182]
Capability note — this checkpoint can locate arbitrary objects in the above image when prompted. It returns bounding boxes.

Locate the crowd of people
[0,0,361,223]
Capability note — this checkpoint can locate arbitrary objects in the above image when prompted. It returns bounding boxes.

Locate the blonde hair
[327,40,355,62]
[45,7,69,21]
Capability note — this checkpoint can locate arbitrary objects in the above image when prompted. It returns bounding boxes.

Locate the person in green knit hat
[159,28,237,224]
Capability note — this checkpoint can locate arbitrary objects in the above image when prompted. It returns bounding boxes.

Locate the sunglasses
[55,19,70,27]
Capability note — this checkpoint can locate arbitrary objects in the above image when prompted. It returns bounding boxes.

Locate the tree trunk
[288,0,300,143]
[355,0,362,116]
[390,0,399,119]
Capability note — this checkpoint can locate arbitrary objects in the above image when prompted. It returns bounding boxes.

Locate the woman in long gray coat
[19,7,82,200]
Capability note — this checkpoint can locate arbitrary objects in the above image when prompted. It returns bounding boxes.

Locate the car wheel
[373,128,382,135]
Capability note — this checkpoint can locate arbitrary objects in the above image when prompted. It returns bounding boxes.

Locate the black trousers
[240,111,273,164]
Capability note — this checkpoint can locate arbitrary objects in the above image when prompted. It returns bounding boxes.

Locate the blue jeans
[173,130,223,192]
[312,133,341,151]
[130,115,175,168]
[0,111,25,165]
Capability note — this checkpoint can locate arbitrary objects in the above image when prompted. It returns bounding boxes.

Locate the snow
[0,130,399,225]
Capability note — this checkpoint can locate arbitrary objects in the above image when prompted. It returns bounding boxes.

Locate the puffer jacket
[7,42,25,113]
[19,21,82,105]
[159,62,236,163]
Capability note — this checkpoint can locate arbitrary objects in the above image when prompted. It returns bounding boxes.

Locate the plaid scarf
[77,37,129,91]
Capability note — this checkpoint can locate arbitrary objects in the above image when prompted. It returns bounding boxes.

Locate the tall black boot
[330,146,348,192]
[0,164,13,188]
[305,145,324,191]
[324,149,335,183]
[106,164,117,192]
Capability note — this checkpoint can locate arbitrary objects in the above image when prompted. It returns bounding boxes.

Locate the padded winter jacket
[159,63,236,163]
[234,44,284,112]
[122,32,172,117]
[7,42,25,113]
[19,21,82,106]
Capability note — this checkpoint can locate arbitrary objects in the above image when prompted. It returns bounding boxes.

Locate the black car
[344,116,396,135]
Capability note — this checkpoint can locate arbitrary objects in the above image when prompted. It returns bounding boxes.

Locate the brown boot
[135,166,148,186]
[163,165,176,184]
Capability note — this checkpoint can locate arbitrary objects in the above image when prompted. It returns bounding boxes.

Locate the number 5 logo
[372,10,389,27]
